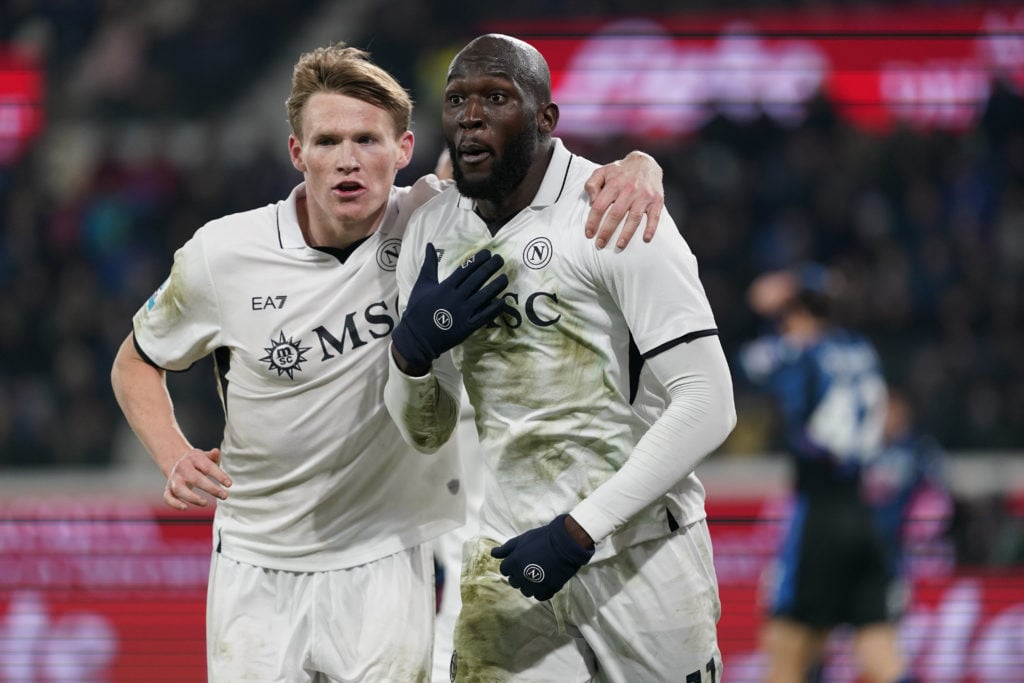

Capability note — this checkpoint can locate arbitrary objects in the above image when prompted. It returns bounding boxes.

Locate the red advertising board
[0,500,210,682]
[0,48,44,165]
[490,6,1024,139]
[1,496,1022,681]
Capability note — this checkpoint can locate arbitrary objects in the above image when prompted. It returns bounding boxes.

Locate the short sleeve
[132,230,222,371]
[597,212,718,356]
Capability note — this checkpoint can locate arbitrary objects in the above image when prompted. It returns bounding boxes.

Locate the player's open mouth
[458,142,491,164]
[333,181,364,196]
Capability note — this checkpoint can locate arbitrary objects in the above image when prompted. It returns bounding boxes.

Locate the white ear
[396,130,415,171]
[288,134,306,173]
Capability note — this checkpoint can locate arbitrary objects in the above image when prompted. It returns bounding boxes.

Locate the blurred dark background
[1,1,1022,556]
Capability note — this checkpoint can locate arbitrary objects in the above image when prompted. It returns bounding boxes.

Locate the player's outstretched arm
[110,333,231,510]
[584,150,664,250]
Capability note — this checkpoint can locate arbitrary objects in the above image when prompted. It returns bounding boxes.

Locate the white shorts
[452,519,722,683]
[207,544,435,683]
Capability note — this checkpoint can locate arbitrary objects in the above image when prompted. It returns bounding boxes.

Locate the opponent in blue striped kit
[738,264,913,683]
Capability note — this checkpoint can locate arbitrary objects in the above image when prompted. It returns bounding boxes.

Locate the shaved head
[448,33,551,107]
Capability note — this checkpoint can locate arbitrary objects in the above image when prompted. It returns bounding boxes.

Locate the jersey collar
[277,183,308,249]
[277,182,401,249]
[455,137,573,212]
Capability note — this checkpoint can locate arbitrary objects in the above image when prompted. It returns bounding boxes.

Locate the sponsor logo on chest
[256,297,400,379]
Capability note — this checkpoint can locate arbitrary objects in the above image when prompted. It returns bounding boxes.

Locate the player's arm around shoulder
[397,172,451,218]
[586,205,699,310]
[584,149,664,249]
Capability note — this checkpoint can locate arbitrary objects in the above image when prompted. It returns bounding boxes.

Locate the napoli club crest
[376,239,401,271]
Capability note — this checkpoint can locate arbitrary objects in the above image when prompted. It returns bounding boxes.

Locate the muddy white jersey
[397,140,719,560]
[133,178,464,572]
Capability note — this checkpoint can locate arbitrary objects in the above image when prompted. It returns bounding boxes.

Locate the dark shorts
[765,495,903,628]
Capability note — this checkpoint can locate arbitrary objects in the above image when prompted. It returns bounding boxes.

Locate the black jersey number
[685,657,718,683]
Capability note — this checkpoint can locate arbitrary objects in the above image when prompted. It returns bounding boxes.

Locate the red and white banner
[1,496,1022,681]
[0,500,210,682]
[491,6,1024,138]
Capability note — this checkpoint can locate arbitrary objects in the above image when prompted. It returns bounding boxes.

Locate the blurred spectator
[736,263,910,683]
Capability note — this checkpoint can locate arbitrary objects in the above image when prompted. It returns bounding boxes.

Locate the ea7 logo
[252,295,287,310]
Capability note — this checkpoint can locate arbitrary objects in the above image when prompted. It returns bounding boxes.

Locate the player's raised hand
[584,150,664,250]
[491,514,595,601]
[163,447,231,511]
[391,243,508,373]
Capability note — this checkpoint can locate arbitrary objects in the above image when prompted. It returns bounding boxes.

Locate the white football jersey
[398,140,719,560]
[133,178,465,572]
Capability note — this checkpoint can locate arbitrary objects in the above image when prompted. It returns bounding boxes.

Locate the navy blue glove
[392,243,508,370]
[491,514,595,601]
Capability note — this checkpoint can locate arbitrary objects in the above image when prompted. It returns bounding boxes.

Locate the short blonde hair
[286,43,413,139]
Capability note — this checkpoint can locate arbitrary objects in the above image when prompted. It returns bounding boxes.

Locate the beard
[448,125,539,203]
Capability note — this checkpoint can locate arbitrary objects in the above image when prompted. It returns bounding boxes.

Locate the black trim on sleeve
[641,329,719,361]
[628,336,643,404]
[132,333,164,371]
[132,332,196,373]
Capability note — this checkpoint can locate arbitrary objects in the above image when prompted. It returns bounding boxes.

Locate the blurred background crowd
[1,1,1022,557]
